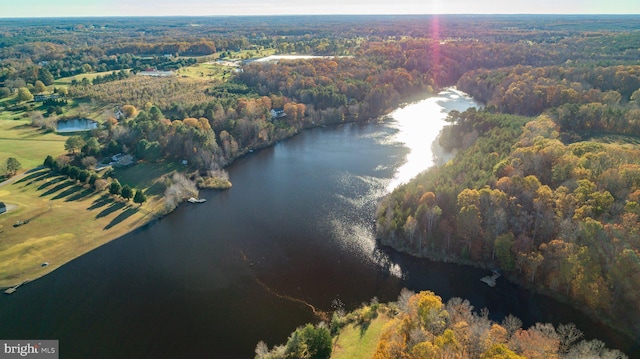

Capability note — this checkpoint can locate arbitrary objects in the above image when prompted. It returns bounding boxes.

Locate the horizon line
[2,13,640,20]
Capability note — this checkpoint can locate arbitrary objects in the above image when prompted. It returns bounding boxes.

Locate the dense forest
[371,18,640,344]
[2,14,640,355]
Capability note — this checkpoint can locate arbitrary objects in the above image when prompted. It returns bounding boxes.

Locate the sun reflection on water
[329,88,479,277]
[387,88,478,191]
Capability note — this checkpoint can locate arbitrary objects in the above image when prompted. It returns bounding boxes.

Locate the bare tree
[29,111,45,128]
[254,341,269,358]
[565,339,628,359]
[81,156,97,170]
[163,172,198,213]
[396,288,415,313]
[557,323,583,354]
[502,314,522,339]
[446,297,475,325]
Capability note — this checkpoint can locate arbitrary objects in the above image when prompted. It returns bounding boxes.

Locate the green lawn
[0,93,17,106]
[225,47,276,60]
[113,161,181,195]
[331,315,391,359]
[589,134,640,146]
[0,168,163,287]
[54,70,131,87]
[0,119,66,171]
[176,63,230,80]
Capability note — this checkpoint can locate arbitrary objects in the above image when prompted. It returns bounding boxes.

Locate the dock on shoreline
[3,281,28,295]
[480,270,501,287]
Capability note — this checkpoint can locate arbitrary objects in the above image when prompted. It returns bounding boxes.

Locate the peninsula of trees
[256,290,627,359]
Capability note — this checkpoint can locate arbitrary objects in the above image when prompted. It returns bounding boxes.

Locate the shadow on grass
[8,123,32,130]
[65,187,95,202]
[36,174,64,191]
[359,320,372,338]
[144,181,166,196]
[88,194,113,210]
[104,205,138,230]
[96,201,125,219]
[16,169,49,184]
[52,183,85,200]
[40,179,74,197]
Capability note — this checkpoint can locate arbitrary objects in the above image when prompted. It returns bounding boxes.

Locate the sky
[1,0,639,18]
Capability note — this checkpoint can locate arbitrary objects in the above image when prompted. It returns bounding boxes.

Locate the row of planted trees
[42,155,146,205]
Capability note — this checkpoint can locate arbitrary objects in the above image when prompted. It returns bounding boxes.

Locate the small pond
[56,118,98,133]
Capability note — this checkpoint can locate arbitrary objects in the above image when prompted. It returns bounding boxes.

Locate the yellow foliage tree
[481,344,525,359]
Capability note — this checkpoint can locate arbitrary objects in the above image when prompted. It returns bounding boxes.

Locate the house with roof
[34,93,60,102]
[270,108,286,119]
[0,202,6,215]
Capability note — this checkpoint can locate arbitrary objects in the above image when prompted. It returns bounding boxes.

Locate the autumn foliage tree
[367,290,625,359]
[377,107,640,338]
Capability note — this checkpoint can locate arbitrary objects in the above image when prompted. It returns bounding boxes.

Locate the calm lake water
[56,118,98,133]
[1,89,637,358]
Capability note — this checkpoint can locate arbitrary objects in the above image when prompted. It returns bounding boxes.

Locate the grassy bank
[0,168,164,288]
[331,314,391,359]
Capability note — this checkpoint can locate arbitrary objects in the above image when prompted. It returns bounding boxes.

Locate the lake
[0,89,637,358]
[56,118,98,133]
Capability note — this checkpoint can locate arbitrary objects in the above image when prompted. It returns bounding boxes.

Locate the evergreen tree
[133,189,147,205]
[121,185,133,201]
[109,180,122,196]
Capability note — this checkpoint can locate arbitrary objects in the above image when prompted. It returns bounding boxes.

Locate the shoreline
[0,169,165,289]
[376,117,640,348]
[0,89,440,290]
[379,241,640,350]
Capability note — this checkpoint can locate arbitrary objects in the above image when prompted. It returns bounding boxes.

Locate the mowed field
[331,313,391,359]
[0,119,66,171]
[0,117,169,287]
[176,62,230,80]
[0,168,163,287]
[54,69,132,87]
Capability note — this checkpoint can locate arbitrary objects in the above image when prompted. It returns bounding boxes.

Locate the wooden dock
[480,270,501,287]
[4,287,17,294]
[4,284,20,294]
[3,281,27,295]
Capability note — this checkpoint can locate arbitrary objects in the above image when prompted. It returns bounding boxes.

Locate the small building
[34,93,60,102]
[114,108,125,120]
[111,153,124,162]
[112,154,134,168]
[270,108,286,119]
[138,69,174,77]
[0,202,6,215]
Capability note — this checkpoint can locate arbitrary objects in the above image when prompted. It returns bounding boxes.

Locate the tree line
[256,290,627,358]
[42,154,146,205]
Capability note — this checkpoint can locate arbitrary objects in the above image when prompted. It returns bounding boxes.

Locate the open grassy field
[113,161,180,196]
[331,314,391,359]
[176,62,230,80]
[0,168,164,288]
[589,134,640,146]
[0,119,66,171]
[0,93,17,106]
[54,70,131,87]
